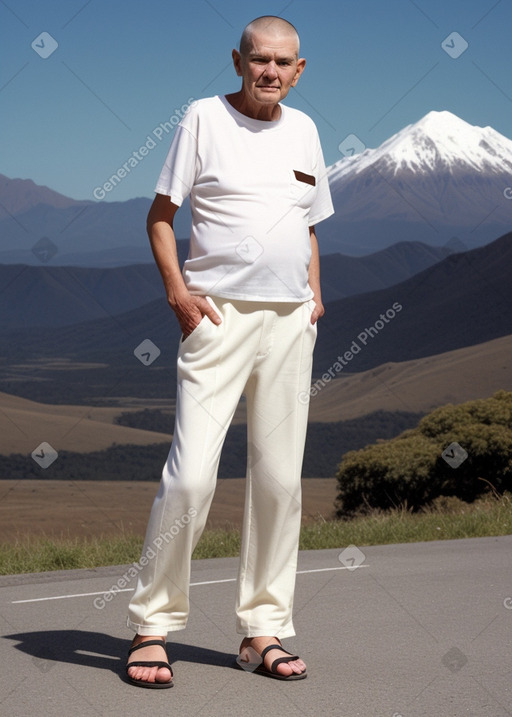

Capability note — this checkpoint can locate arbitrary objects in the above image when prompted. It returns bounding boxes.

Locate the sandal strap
[128,639,166,657]
[258,644,301,675]
[260,644,294,660]
[270,655,300,673]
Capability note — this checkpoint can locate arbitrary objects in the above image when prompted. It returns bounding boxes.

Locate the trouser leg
[127,297,252,635]
[236,299,317,638]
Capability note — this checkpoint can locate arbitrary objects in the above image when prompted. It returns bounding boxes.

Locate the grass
[1,493,511,576]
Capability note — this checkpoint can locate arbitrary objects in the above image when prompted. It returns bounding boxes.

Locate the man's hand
[310,297,325,325]
[146,194,221,338]
[308,226,324,324]
[171,293,222,338]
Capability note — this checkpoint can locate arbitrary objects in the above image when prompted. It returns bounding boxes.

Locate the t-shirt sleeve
[154,121,198,206]
[308,133,335,227]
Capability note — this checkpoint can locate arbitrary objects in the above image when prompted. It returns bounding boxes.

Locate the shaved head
[240,16,300,58]
[228,15,305,120]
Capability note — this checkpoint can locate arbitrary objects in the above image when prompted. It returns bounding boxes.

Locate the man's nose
[263,61,278,78]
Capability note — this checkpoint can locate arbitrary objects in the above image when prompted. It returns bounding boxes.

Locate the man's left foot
[238,636,307,680]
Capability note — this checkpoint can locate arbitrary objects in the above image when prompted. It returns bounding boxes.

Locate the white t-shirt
[155,95,334,302]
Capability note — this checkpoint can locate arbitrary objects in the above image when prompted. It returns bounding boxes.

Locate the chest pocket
[289,169,317,207]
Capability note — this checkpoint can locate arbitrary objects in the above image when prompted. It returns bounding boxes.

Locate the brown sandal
[126,639,174,689]
[237,642,307,681]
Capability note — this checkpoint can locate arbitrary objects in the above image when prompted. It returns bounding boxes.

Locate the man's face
[233,30,305,107]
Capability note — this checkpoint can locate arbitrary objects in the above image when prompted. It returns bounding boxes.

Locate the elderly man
[126,15,334,687]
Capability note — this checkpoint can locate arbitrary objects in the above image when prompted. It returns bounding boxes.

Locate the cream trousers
[127,296,317,638]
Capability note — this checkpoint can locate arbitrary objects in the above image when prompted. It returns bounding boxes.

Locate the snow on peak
[329,111,512,180]
[415,109,471,133]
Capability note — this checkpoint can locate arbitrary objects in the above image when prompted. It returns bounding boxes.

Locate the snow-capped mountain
[322,111,512,255]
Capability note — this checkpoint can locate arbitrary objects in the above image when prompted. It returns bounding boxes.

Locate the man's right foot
[126,635,173,688]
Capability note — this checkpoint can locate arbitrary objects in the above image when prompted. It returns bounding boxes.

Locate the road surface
[1,537,511,716]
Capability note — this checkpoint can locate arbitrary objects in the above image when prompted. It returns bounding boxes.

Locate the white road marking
[10,564,369,604]
[12,588,134,604]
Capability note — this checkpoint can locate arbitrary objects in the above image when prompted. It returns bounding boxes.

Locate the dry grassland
[0,478,338,542]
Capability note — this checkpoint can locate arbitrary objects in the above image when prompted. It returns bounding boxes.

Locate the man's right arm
[146,193,221,336]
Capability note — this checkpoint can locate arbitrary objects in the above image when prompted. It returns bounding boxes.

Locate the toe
[274,658,306,676]
[290,658,307,674]
[128,664,172,684]
[154,666,172,683]
[126,638,172,685]
[275,660,293,676]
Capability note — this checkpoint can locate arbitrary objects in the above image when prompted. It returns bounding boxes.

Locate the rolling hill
[315,230,512,372]
[0,391,171,454]
[307,333,512,422]
[0,231,510,408]
[1,333,510,480]
[0,241,451,329]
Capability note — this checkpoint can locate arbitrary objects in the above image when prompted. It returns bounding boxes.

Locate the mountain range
[1,231,510,406]
[0,111,511,265]
[0,241,451,329]
[0,174,192,266]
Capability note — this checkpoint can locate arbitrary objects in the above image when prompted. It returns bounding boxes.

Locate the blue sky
[1,0,511,202]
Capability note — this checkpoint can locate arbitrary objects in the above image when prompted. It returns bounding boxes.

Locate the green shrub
[336,391,512,516]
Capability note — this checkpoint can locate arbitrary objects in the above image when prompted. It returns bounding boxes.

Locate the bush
[336,390,512,516]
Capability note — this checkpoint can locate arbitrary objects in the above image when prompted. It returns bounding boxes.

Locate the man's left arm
[308,225,325,325]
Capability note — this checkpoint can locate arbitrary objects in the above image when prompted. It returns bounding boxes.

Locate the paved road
[1,537,511,716]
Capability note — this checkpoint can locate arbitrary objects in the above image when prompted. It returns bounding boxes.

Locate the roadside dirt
[0,478,338,541]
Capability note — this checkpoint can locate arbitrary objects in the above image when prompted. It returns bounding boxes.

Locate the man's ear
[232,48,242,76]
[291,57,306,86]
